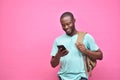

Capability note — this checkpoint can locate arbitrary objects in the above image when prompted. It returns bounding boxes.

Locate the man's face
[60,16,75,36]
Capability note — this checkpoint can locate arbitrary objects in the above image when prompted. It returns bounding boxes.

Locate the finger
[79,43,83,46]
[62,49,67,53]
[64,51,68,55]
[62,50,68,54]
[76,42,83,46]
[75,42,78,46]
[65,50,69,54]
[75,42,80,47]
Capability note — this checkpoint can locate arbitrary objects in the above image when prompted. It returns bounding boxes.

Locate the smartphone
[57,45,66,51]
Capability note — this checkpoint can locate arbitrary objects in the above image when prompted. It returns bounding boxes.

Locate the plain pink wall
[0,0,120,80]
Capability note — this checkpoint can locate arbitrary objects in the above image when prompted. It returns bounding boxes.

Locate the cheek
[69,25,74,29]
[62,27,66,31]
[69,23,74,28]
[69,24,73,27]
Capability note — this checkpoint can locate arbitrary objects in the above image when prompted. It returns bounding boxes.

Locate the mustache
[63,28,70,31]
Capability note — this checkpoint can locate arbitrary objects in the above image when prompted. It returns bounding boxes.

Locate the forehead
[60,16,73,23]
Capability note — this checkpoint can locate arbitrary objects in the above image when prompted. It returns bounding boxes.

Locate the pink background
[0,0,120,80]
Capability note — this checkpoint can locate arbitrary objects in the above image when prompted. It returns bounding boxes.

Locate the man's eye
[66,23,70,25]
[67,23,71,25]
[62,25,65,27]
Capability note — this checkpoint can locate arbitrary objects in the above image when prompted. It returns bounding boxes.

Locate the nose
[64,25,69,29]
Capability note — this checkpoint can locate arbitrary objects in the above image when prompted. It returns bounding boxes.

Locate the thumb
[75,42,79,47]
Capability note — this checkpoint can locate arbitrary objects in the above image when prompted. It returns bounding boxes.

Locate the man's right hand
[50,48,69,68]
[57,48,69,57]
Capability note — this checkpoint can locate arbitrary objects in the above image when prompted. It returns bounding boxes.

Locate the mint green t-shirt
[51,33,99,80]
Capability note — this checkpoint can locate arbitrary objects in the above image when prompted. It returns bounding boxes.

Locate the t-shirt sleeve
[85,33,99,51]
[50,39,58,56]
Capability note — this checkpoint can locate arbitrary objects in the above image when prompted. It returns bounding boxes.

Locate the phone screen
[57,45,66,51]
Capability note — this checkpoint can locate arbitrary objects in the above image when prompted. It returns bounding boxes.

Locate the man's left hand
[75,42,87,54]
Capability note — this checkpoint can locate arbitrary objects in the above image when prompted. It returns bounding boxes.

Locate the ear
[73,18,76,23]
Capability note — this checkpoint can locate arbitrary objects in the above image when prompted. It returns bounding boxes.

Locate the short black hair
[60,12,74,20]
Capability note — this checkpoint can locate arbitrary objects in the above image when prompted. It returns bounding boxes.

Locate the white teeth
[66,29,70,33]
[66,29,70,31]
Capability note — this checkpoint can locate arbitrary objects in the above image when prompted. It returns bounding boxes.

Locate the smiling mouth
[65,29,71,33]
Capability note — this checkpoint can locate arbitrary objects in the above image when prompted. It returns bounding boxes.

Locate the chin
[66,32,72,36]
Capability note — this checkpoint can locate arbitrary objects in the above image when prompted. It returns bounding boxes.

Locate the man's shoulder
[85,33,91,37]
[55,33,66,40]
[84,33,95,42]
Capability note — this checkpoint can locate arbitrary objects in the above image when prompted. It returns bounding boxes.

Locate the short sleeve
[85,33,99,51]
[50,39,58,56]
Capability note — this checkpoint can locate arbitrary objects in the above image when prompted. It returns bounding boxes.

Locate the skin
[50,15,103,68]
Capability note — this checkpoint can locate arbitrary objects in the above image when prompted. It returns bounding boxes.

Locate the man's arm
[84,49,103,60]
[50,54,61,68]
[50,49,69,68]
[76,43,103,60]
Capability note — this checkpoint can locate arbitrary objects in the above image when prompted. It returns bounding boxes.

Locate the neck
[69,29,78,36]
